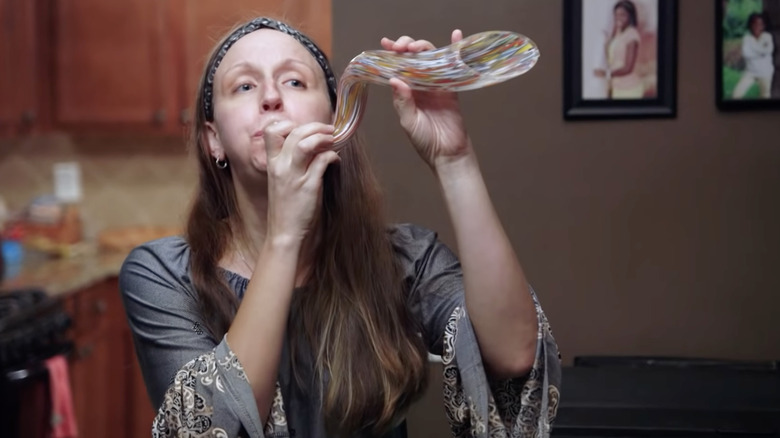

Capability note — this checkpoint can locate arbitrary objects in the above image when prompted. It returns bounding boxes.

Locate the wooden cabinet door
[67,279,128,438]
[64,277,157,438]
[174,0,332,125]
[70,330,127,438]
[0,0,42,136]
[274,0,331,56]
[2,0,331,137]
[51,0,175,132]
[125,328,156,438]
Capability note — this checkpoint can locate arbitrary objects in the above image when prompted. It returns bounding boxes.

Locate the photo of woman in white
[580,0,659,101]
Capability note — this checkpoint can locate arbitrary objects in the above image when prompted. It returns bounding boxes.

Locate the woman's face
[206,29,333,179]
[751,17,765,36]
[614,6,630,31]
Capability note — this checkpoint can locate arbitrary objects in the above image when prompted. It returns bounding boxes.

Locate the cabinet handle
[94,299,107,314]
[153,109,167,125]
[78,344,94,359]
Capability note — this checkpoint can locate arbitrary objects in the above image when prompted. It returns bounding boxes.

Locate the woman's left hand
[381,30,473,170]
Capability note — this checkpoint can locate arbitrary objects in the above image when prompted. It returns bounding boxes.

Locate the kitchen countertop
[1,243,447,363]
[0,247,129,298]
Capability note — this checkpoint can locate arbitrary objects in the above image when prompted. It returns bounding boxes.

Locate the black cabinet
[552,357,780,437]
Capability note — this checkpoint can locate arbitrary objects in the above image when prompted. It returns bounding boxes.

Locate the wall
[332,0,780,370]
[0,134,195,238]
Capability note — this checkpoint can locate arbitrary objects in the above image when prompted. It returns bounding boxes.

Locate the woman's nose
[261,85,283,112]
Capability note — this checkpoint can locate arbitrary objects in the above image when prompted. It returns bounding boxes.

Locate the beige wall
[0,134,195,238]
[332,0,780,370]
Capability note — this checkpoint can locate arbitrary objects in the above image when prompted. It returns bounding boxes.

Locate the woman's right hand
[262,120,339,246]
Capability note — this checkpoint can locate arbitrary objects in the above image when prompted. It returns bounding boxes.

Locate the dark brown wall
[333,0,780,371]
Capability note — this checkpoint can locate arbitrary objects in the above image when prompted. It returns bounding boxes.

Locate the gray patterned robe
[119,224,561,437]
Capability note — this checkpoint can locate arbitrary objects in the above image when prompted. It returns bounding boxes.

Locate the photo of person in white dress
[581,0,659,100]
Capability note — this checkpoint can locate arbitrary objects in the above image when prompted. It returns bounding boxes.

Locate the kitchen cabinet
[0,0,44,136]
[1,0,331,137]
[63,277,155,438]
[44,0,331,135]
[51,0,177,133]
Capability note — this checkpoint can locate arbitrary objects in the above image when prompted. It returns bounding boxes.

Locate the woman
[732,13,775,99]
[595,0,644,99]
[119,17,560,438]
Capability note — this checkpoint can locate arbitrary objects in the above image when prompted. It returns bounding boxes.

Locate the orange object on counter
[97,225,181,254]
[18,204,83,246]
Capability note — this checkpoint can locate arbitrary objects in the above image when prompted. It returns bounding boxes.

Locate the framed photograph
[563,0,678,120]
[716,0,780,110]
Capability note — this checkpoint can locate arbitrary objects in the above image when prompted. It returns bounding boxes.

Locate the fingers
[380,37,395,51]
[389,78,413,107]
[288,123,334,169]
[269,121,334,172]
[381,36,435,53]
[451,29,463,44]
[263,119,295,158]
[304,150,340,183]
[381,29,462,52]
[407,39,435,52]
[390,35,416,51]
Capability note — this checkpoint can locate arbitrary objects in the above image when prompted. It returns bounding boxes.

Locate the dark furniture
[0,289,72,438]
[552,356,780,437]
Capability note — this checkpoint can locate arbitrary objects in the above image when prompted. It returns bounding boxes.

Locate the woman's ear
[205,121,224,160]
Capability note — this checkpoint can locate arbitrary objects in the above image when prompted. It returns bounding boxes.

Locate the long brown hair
[184,20,429,436]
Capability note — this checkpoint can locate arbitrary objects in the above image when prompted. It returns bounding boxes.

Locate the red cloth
[44,355,78,438]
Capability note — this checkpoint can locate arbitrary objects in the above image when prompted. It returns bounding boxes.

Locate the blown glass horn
[332,30,540,149]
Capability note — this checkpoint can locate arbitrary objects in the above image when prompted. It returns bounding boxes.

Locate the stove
[0,288,72,438]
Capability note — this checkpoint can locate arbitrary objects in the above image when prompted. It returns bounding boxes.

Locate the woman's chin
[249,156,268,173]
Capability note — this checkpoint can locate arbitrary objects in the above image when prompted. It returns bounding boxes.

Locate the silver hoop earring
[215,158,228,169]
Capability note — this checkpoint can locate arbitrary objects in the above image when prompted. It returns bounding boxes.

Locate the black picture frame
[716,0,780,110]
[563,0,678,120]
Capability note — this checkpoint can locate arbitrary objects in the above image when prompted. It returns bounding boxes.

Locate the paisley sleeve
[391,223,562,437]
[151,337,266,438]
[441,286,562,438]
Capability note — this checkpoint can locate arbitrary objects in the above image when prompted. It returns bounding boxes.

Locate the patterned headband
[202,17,338,121]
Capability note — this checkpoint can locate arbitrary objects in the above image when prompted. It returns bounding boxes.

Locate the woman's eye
[235,83,254,93]
[285,79,304,88]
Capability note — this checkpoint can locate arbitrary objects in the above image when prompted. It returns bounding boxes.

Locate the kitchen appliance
[0,288,72,438]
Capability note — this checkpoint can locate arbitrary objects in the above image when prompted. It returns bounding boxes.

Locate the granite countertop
[0,247,129,298]
[1,243,447,363]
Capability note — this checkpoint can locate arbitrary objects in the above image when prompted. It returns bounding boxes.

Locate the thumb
[389,77,416,125]
[263,119,294,158]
